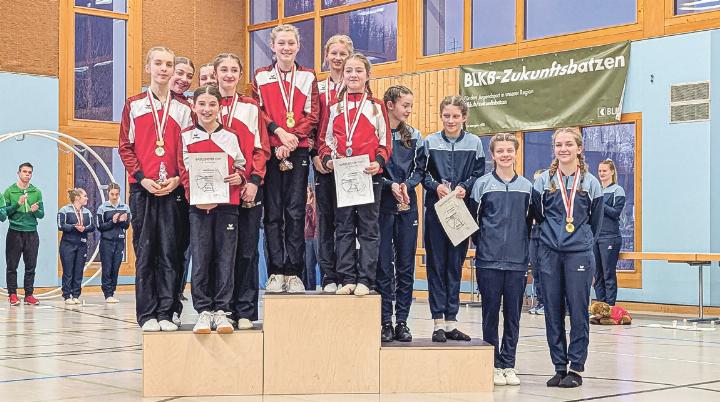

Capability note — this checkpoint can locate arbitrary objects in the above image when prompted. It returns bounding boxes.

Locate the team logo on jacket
[227,223,235,231]
[413,220,418,226]
[176,195,183,202]
[578,265,586,272]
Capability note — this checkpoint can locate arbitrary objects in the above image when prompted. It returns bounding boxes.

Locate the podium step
[263,293,381,394]
[143,326,263,397]
[380,338,495,393]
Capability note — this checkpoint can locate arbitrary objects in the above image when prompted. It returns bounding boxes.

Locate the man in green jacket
[4,162,44,306]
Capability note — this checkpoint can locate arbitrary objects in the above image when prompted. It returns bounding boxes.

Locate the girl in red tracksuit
[319,53,391,296]
[178,84,246,335]
[314,34,354,294]
[214,52,270,329]
[253,24,320,294]
[119,46,193,332]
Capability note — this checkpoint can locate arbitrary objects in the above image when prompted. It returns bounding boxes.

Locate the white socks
[445,321,457,332]
[434,319,445,331]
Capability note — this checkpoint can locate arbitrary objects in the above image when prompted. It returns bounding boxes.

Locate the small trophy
[158,162,168,185]
[397,184,410,211]
[279,157,294,171]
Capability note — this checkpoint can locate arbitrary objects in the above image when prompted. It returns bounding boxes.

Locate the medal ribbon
[275,64,296,117]
[342,92,368,149]
[558,166,580,223]
[221,93,239,127]
[324,77,344,105]
[147,89,171,145]
[74,207,83,226]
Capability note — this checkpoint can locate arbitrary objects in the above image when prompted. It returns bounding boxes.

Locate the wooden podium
[142,293,494,397]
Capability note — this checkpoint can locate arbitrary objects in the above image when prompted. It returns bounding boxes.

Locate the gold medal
[286,112,295,128]
[156,139,164,148]
[566,223,575,233]
[155,147,165,157]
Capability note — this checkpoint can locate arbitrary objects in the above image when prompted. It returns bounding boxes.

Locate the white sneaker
[265,274,286,293]
[159,319,178,332]
[237,318,254,330]
[285,276,306,293]
[504,368,520,386]
[65,298,76,305]
[494,368,507,386]
[323,283,338,293]
[193,311,213,334]
[105,296,119,304]
[354,283,370,296]
[73,297,81,305]
[213,311,234,334]
[172,312,181,326]
[335,284,357,295]
[141,319,161,332]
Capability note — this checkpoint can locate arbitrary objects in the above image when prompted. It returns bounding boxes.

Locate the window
[73,146,127,263]
[523,123,637,270]
[322,3,398,65]
[249,20,315,73]
[524,0,636,40]
[471,0,515,49]
[675,0,720,15]
[74,14,126,122]
[250,0,278,24]
[424,0,464,56]
[75,0,126,12]
[323,0,370,9]
[286,0,314,17]
[248,1,398,72]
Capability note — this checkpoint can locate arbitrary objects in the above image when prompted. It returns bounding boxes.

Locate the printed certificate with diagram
[187,152,229,205]
[333,155,375,208]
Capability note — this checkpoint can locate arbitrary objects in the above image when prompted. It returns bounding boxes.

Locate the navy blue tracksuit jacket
[422,130,485,321]
[57,204,96,299]
[594,183,626,305]
[96,201,131,298]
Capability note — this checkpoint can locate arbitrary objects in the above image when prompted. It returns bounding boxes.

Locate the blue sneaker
[536,306,545,315]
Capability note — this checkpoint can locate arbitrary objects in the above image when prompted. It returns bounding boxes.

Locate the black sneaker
[558,372,583,388]
[381,322,394,342]
[394,322,412,342]
[546,371,567,387]
[446,328,471,341]
[432,329,447,342]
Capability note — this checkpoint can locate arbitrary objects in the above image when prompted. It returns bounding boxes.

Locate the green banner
[460,42,630,134]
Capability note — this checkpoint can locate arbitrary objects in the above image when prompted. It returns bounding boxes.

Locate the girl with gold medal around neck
[531,127,603,389]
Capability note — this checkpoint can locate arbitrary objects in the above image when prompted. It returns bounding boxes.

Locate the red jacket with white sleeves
[118,91,194,184]
[252,62,320,149]
[318,92,392,171]
[178,124,246,206]
[220,95,270,186]
[314,77,342,157]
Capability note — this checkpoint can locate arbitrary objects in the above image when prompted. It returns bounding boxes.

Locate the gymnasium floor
[0,291,718,402]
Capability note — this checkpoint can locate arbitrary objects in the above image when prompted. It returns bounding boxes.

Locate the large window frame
[59,0,143,141]
[245,0,406,80]
[59,1,143,278]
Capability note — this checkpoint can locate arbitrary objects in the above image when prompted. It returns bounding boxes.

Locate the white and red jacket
[313,76,343,157]
[178,124,247,205]
[318,92,392,172]
[119,91,194,184]
[252,62,320,149]
[219,95,270,186]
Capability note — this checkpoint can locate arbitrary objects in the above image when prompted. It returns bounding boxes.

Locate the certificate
[333,155,375,208]
[434,189,479,246]
[188,152,229,205]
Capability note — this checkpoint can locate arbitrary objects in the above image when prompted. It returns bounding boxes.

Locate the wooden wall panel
[370,68,459,136]
[0,0,59,76]
[142,0,246,89]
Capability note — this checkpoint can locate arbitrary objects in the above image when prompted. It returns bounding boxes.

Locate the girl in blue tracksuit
[377,85,425,343]
[594,159,625,306]
[471,133,532,387]
[529,169,546,315]
[96,183,131,303]
[532,127,603,388]
[422,96,485,343]
[58,188,96,304]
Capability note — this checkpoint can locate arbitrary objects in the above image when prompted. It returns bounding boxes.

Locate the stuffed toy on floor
[589,301,632,325]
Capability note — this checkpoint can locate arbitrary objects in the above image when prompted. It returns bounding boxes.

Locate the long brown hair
[383,85,414,148]
[548,127,587,192]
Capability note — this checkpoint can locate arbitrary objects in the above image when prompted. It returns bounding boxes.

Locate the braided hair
[383,85,414,148]
[548,127,586,192]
